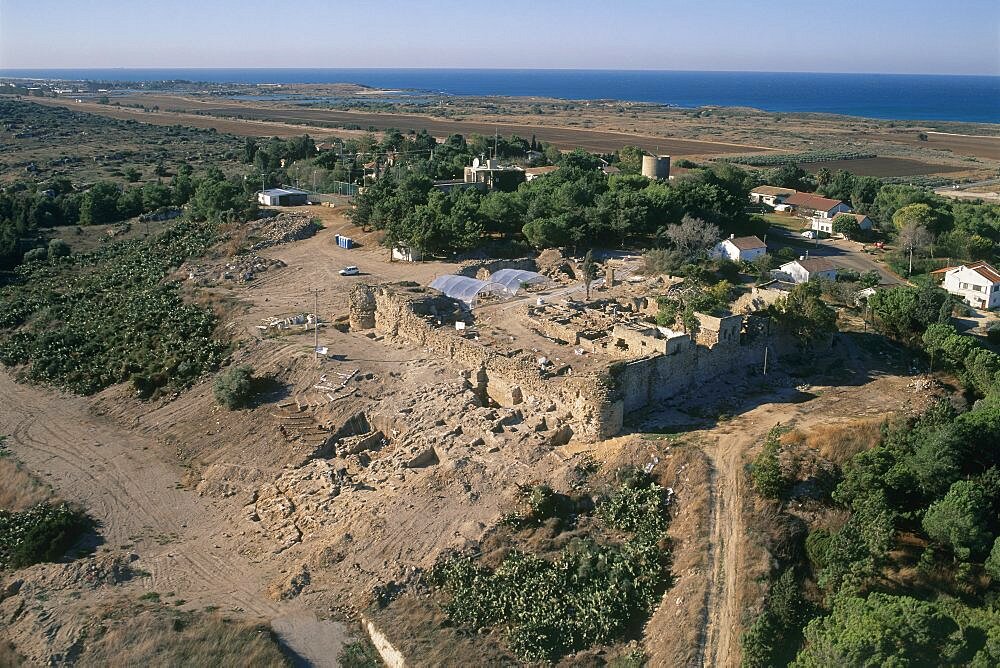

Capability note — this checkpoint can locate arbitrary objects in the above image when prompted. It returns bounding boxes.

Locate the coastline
[2,68,998,124]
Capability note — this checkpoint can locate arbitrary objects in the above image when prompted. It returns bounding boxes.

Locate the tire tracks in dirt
[0,372,348,665]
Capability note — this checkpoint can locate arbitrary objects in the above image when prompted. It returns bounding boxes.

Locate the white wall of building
[943,267,1000,309]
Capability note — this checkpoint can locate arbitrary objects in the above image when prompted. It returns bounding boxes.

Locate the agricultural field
[797,156,967,177]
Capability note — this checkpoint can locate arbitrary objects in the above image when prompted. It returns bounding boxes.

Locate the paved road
[767,227,906,285]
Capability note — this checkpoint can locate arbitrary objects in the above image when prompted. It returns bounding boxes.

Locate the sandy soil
[0,371,351,666]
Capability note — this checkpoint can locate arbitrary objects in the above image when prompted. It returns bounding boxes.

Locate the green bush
[751,427,786,499]
[0,218,225,395]
[0,502,91,570]
[432,472,669,662]
[47,238,70,259]
[22,248,47,263]
[213,365,256,409]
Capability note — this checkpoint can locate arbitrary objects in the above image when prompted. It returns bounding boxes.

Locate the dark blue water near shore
[2,68,998,123]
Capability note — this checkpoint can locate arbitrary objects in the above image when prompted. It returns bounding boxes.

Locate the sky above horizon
[2,0,998,76]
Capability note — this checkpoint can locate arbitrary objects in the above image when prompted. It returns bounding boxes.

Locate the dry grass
[0,640,25,667]
[0,459,54,511]
[78,602,288,667]
[642,443,713,667]
[781,418,885,465]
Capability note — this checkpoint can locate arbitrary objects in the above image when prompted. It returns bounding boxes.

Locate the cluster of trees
[742,281,1000,666]
[268,131,560,196]
[0,167,254,268]
[351,150,757,255]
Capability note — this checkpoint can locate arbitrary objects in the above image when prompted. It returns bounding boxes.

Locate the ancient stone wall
[350,284,777,440]
[350,284,621,439]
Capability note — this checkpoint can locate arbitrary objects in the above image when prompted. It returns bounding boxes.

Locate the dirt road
[693,348,929,667]
[0,372,349,665]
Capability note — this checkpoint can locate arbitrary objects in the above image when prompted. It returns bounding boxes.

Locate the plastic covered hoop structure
[489,269,549,296]
[429,275,508,305]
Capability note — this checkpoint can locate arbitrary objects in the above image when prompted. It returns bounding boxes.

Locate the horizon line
[1,66,998,78]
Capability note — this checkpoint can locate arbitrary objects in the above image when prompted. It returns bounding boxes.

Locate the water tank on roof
[642,154,671,180]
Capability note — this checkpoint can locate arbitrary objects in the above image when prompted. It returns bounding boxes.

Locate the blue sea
[2,68,998,123]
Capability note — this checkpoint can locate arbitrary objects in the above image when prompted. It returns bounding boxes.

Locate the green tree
[922,480,993,561]
[751,427,786,499]
[770,281,838,343]
[78,182,121,225]
[792,593,964,668]
[616,145,645,174]
[893,203,943,233]
[581,250,597,301]
[987,537,1000,580]
[188,174,246,220]
[831,213,862,240]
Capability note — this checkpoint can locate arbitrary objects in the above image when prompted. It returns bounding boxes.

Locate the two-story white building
[941,262,1000,310]
[777,256,839,283]
[711,235,767,263]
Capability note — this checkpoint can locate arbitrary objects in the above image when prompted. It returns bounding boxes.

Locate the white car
[339,265,360,276]
[801,230,819,239]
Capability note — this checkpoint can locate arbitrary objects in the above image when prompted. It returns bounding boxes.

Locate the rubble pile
[182,254,286,285]
[247,213,319,251]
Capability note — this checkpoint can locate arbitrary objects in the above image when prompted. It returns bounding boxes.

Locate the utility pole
[763,345,768,376]
[313,290,320,364]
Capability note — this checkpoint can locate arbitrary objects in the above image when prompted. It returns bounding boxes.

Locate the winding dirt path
[0,371,347,665]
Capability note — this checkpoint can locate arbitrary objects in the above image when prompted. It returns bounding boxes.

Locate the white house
[750,185,798,207]
[778,256,838,283]
[784,193,852,219]
[712,235,767,263]
[941,262,1000,310]
[811,213,875,235]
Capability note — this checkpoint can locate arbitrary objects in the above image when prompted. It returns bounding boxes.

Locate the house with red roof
[784,192,852,219]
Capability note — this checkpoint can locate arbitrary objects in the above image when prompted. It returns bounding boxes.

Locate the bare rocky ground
[0,207,934,666]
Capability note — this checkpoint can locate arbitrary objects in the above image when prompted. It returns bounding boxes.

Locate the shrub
[858,270,881,289]
[643,248,684,275]
[432,472,670,662]
[987,321,1000,346]
[47,238,70,259]
[22,248,47,263]
[213,365,255,409]
[0,502,91,569]
[987,537,1000,580]
[0,218,225,395]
